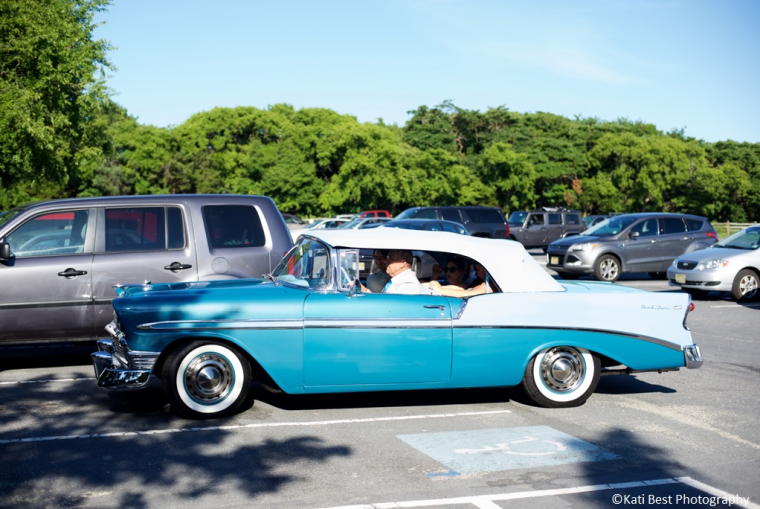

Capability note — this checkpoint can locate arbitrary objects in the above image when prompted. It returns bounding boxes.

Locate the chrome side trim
[451,324,683,352]
[0,299,93,310]
[304,318,451,329]
[138,319,303,330]
[453,300,468,320]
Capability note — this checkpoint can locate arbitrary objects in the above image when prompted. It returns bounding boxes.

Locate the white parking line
[0,410,511,445]
[314,477,759,509]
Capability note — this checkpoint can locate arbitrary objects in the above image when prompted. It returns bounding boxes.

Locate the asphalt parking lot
[0,250,758,508]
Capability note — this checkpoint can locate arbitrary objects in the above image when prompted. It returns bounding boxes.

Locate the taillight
[707,231,718,240]
[505,223,510,237]
[689,302,695,312]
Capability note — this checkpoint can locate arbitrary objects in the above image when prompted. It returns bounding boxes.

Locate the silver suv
[546,213,718,281]
[0,194,292,345]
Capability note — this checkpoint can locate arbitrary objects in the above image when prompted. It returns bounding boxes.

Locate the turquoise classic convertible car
[92,229,703,419]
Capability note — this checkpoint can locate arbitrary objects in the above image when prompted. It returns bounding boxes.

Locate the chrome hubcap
[184,353,233,403]
[600,259,618,281]
[740,275,758,299]
[540,348,585,392]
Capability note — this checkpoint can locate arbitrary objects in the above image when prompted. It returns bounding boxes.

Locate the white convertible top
[307,228,564,293]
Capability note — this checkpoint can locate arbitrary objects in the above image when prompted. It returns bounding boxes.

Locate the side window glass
[416,208,438,219]
[203,205,266,248]
[661,217,687,234]
[167,207,185,249]
[441,222,458,233]
[441,209,461,222]
[6,210,89,257]
[338,250,360,290]
[685,219,703,232]
[631,218,658,237]
[548,213,562,225]
[529,214,545,226]
[566,214,580,225]
[105,207,165,252]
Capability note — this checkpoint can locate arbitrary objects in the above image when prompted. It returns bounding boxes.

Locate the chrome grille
[677,261,698,270]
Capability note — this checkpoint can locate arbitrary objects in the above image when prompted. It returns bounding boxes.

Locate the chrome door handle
[424,305,445,311]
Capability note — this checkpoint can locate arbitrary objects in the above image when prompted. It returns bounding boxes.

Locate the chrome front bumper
[91,321,160,390]
[683,345,703,369]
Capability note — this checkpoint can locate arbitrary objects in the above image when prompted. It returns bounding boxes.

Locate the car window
[441,222,459,233]
[508,211,528,224]
[415,208,438,219]
[427,223,442,231]
[202,205,266,248]
[566,214,580,225]
[272,238,331,289]
[6,210,89,257]
[466,208,503,223]
[441,209,462,222]
[684,218,704,232]
[548,213,562,225]
[660,217,687,234]
[630,218,659,237]
[528,214,545,226]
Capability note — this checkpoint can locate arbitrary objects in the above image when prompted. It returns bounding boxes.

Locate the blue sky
[94,0,759,143]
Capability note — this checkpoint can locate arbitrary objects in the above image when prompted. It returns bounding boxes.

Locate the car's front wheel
[163,340,252,419]
[732,269,759,301]
[521,346,600,408]
[594,255,620,282]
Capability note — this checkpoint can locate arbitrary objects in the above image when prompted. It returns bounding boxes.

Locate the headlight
[570,242,598,252]
[671,259,678,267]
[696,259,729,270]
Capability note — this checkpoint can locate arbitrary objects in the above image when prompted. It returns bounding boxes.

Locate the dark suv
[546,212,719,282]
[395,206,508,238]
[507,208,585,251]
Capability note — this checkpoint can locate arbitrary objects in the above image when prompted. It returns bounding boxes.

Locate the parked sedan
[547,213,718,282]
[667,225,759,301]
[91,229,702,419]
[381,218,470,235]
[338,217,392,229]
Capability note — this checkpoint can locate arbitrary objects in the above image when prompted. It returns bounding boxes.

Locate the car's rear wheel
[521,346,600,408]
[594,255,620,282]
[732,269,759,301]
[163,340,251,419]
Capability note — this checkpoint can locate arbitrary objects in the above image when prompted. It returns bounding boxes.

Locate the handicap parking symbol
[397,426,621,474]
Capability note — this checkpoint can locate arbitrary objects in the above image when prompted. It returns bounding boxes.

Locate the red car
[356,210,390,218]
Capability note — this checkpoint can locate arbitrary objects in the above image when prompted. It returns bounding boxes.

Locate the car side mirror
[629,231,640,239]
[0,241,10,260]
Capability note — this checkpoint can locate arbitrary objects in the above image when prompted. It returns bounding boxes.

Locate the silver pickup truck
[0,194,293,344]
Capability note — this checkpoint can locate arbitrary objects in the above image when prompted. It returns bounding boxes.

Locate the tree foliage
[0,0,112,191]
[0,3,758,222]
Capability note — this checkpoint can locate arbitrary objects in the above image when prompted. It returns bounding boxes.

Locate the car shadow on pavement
[594,375,677,395]
[251,383,512,411]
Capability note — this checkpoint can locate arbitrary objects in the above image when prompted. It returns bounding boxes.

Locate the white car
[667,225,760,301]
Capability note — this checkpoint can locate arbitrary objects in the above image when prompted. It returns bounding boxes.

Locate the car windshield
[508,211,527,224]
[581,216,639,237]
[271,238,331,289]
[340,218,365,229]
[715,226,760,250]
[394,208,418,220]
[0,206,25,228]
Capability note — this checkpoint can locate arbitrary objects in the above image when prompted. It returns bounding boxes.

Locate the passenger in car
[365,249,391,293]
[379,250,422,294]
[428,262,495,297]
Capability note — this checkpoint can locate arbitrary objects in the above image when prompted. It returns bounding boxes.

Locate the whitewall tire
[522,346,600,408]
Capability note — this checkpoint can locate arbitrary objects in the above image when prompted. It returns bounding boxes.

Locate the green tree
[0,0,113,190]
